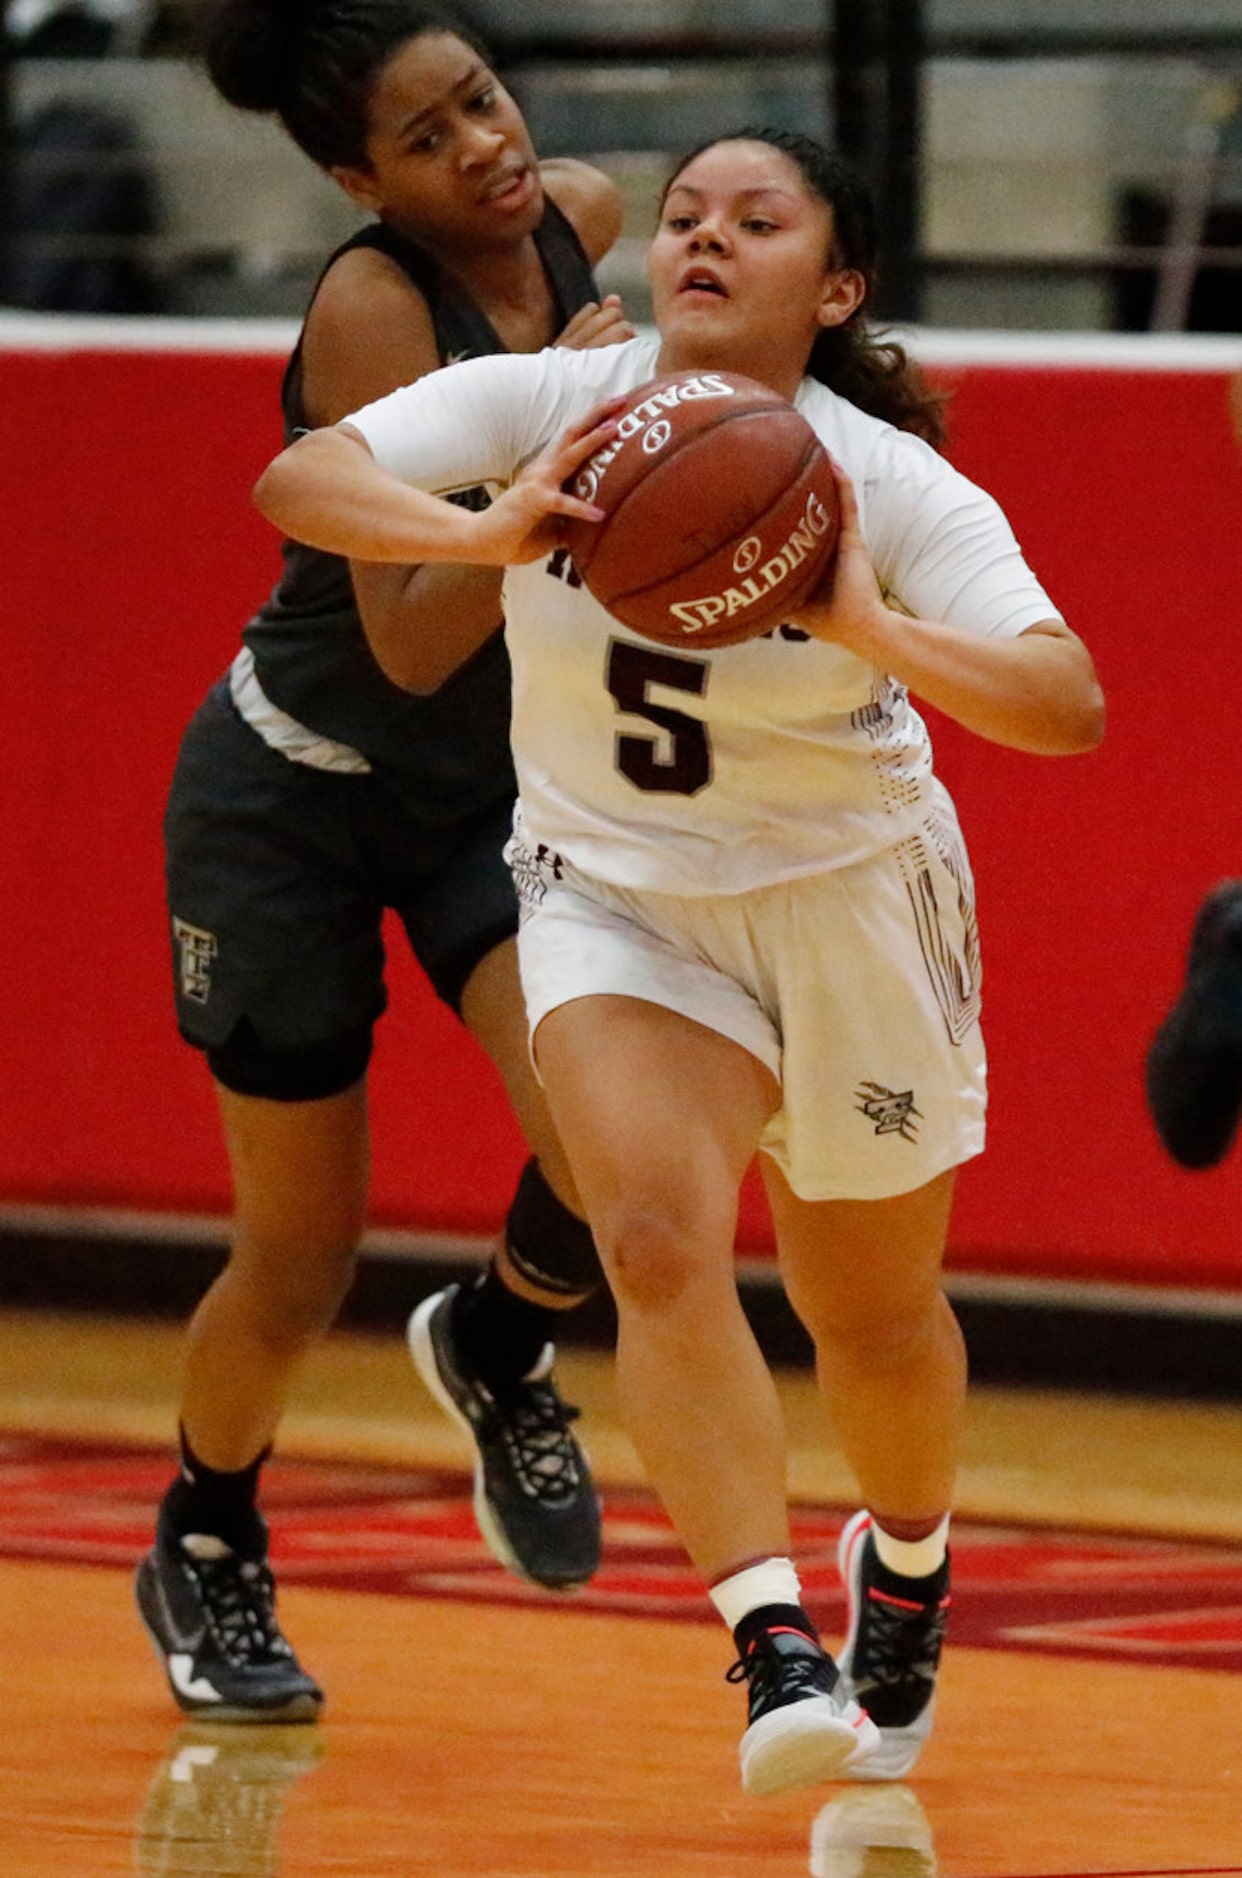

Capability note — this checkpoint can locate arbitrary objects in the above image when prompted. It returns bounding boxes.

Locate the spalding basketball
[561,370,839,650]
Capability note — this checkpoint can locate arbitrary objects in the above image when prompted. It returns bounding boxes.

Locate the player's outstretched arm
[253,405,621,567]
[254,426,481,562]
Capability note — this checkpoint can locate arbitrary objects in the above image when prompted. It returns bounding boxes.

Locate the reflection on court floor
[133,1730,943,1878]
[136,1725,325,1878]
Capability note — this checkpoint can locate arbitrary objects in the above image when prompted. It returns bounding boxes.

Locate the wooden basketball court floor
[0,1303,1237,1877]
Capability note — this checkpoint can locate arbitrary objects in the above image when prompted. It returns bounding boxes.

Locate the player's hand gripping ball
[561,371,839,650]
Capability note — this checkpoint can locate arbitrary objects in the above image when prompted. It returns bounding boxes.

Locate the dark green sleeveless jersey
[239,203,598,811]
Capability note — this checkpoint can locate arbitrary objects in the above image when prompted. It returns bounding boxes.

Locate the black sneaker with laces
[135,1520,324,1723]
[837,1510,950,1780]
[1146,880,1242,1169]
[726,1615,880,1797]
[407,1284,601,1591]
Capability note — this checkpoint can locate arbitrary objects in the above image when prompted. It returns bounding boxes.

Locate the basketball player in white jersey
[254,129,1105,1797]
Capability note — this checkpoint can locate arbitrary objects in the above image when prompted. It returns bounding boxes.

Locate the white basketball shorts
[507,790,987,1202]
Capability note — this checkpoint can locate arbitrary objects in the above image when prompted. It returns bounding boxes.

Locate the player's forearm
[349,559,506,695]
[855,612,1105,755]
[253,427,486,564]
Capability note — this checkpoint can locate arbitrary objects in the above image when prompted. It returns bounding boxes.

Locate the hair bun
[201,0,305,114]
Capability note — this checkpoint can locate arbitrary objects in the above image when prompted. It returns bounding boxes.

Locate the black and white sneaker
[407,1285,601,1591]
[727,1622,880,1797]
[1146,880,1242,1169]
[837,1510,950,1781]
[135,1523,323,1723]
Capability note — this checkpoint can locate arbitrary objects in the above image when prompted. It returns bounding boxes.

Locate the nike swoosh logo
[168,1654,223,1704]
[149,1566,205,1653]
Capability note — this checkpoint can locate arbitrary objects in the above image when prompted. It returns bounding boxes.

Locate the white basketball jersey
[348,336,1061,893]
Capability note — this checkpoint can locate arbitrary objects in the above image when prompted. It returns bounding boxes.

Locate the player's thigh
[459,935,574,1180]
[512,841,780,1268]
[763,1155,957,1345]
[393,794,519,1016]
[758,827,985,1205]
[534,994,776,1269]
[394,800,582,1185]
[166,684,388,1059]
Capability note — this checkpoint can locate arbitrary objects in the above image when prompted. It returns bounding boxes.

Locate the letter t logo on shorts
[172,917,218,1005]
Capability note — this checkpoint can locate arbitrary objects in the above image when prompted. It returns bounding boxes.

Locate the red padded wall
[3,329,1240,1285]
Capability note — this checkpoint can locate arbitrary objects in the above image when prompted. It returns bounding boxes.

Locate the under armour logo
[855,1080,922,1142]
[507,840,564,918]
[172,917,217,1004]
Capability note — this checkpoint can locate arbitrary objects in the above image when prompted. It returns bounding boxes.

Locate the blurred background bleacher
[2,0,1241,331]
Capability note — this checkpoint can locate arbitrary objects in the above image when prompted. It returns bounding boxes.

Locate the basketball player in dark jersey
[1144,387,1242,1168]
[136,0,634,1721]
[1146,881,1242,1168]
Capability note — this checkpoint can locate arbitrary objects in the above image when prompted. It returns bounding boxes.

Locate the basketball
[561,370,839,650]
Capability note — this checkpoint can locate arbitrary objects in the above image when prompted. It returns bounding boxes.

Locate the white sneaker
[837,1510,950,1782]
[728,1622,880,1797]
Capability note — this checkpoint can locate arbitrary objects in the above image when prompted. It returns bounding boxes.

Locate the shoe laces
[853,1588,948,1696]
[726,1630,835,1716]
[188,1551,294,1668]
[483,1380,584,1504]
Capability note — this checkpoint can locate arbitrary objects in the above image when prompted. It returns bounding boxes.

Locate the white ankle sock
[709,1556,803,1631]
[872,1513,951,1579]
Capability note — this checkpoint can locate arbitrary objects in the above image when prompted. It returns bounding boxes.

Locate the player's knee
[809,1291,952,1375]
[595,1202,716,1313]
[227,1234,360,1346]
[505,1157,602,1301]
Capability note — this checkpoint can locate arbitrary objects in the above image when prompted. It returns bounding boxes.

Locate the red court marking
[2,1435,1240,1672]
[984,1869,1242,1878]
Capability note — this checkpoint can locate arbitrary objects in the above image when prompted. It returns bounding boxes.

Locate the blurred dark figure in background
[1146,881,1242,1169]
[4,1,155,57]
[2,0,161,310]
[2,98,160,309]
[1145,384,1242,1171]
